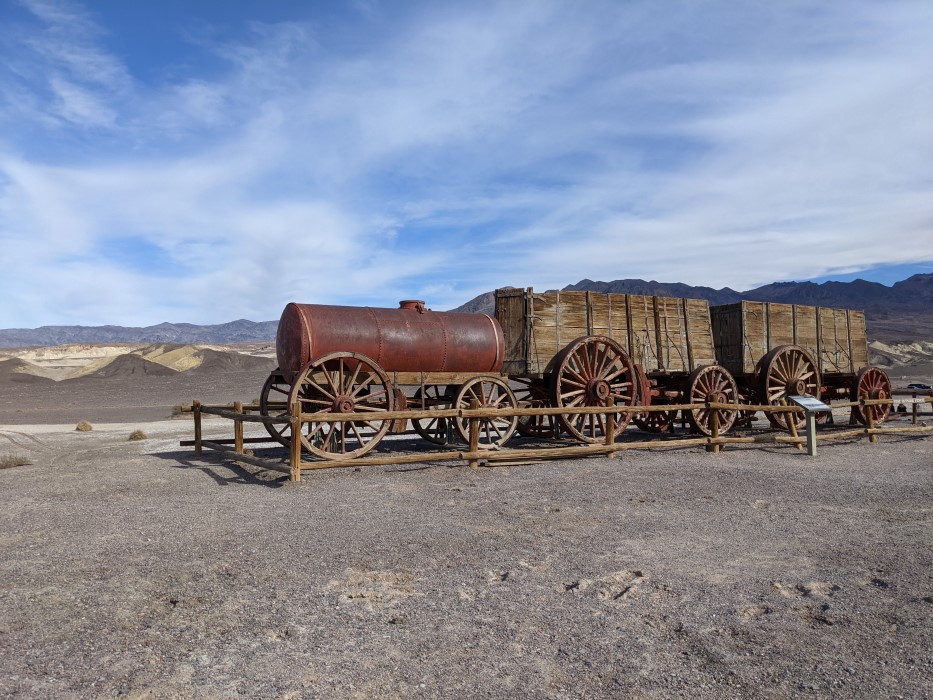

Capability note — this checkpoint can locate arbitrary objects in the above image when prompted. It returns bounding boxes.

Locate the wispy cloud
[0,0,931,326]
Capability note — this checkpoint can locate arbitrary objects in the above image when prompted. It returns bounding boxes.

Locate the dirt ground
[1,411,931,699]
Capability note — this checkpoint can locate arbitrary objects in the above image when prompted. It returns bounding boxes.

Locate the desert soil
[1,408,931,698]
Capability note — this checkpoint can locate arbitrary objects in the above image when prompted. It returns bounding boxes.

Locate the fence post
[290,401,302,483]
[193,400,202,456]
[234,401,244,454]
[865,400,878,444]
[468,398,480,470]
[706,402,721,453]
[912,393,918,425]
[605,397,616,449]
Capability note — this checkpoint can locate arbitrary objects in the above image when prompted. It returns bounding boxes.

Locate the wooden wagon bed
[709,301,870,377]
[495,288,717,377]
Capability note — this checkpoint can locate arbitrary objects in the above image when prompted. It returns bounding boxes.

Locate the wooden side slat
[628,294,659,371]
[495,288,528,376]
[848,310,869,370]
[766,303,795,348]
[794,305,820,362]
[685,298,716,367]
[742,302,767,374]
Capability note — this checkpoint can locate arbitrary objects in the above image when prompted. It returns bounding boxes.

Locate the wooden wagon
[710,301,891,428]
[494,288,742,439]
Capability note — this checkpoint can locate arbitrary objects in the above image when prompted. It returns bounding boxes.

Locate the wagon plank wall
[794,306,820,363]
[498,288,727,378]
[685,298,717,367]
[495,288,529,376]
[848,311,869,370]
[655,296,689,372]
[628,295,660,371]
[765,303,795,349]
[710,300,871,378]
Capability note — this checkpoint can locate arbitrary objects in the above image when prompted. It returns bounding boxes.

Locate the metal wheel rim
[453,377,518,448]
[411,385,455,445]
[512,378,558,438]
[757,345,821,431]
[287,352,394,459]
[850,367,891,426]
[633,407,677,433]
[550,336,637,443]
[686,365,739,436]
[259,369,293,446]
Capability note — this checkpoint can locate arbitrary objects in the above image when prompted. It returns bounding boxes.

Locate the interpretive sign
[789,395,831,413]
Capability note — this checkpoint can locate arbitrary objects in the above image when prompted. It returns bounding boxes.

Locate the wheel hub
[706,390,728,404]
[869,388,886,401]
[587,379,611,402]
[332,396,355,413]
[786,379,807,395]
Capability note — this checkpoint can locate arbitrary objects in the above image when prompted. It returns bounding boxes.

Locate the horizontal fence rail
[181,396,933,482]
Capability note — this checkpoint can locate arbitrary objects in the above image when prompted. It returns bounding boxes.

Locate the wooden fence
[181,396,933,483]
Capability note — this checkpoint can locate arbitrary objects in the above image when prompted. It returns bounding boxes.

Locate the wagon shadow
[154,447,290,488]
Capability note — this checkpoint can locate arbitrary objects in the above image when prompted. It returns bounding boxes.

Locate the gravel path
[0,421,931,699]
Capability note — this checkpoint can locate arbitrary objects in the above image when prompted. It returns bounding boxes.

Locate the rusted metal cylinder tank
[276,300,505,374]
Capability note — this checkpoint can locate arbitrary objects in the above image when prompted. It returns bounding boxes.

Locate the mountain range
[452,274,933,344]
[1,274,930,347]
[0,319,279,348]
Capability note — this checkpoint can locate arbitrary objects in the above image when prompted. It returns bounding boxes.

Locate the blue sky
[1,0,931,327]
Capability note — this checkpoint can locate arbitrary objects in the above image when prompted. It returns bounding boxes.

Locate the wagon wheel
[632,365,674,433]
[259,369,293,446]
[756,345,821,431]
[850,367,891,426]
[512,377,558,438]
[411,384,456,445]
[633,405,678,433]
[453,376,518,448]
[685,365,739,436]
[287,352,394,460]
[550,336,637,443]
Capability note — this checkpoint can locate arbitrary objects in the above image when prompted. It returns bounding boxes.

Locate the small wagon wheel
[685,365,739,436]
[512,377,558,438]
[756,345,821,431]
[259,368,293,446]
[632,365,675,433]
[453,376,518,448]
[850,366,891,426]
[633,406,677,433]
[550,336,637,443]
[411,384,456,445]
[287,352,395,460]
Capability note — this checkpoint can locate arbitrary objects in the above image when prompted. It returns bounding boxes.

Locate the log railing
[181,397,933,483]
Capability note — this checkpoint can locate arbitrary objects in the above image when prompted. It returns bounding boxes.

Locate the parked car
[906,382,932,391]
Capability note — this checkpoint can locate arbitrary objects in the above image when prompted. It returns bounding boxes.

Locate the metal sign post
[790,395,833,456]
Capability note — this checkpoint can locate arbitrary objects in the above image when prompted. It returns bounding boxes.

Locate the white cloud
[0,0,931,326]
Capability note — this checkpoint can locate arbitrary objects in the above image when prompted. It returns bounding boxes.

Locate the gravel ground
[0,419,931,699]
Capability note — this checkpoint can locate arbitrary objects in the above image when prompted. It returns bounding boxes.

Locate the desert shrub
[75,420,93,432]
[128,429,147,441]
[0,454,30,469]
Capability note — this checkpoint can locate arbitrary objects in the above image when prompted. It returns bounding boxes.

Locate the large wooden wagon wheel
[287,352,395,459]
[685,365,739,436]
[259,369,293,446]
[512,377,558,438]
[453,376,518,448]
[756,345,821,431]
[411,384,456,445]
[550,336,638,443]
[632,365,674,433]
[850,366,891,426]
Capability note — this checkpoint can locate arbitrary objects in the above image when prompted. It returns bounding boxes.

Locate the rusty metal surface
[276,301,505,374]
